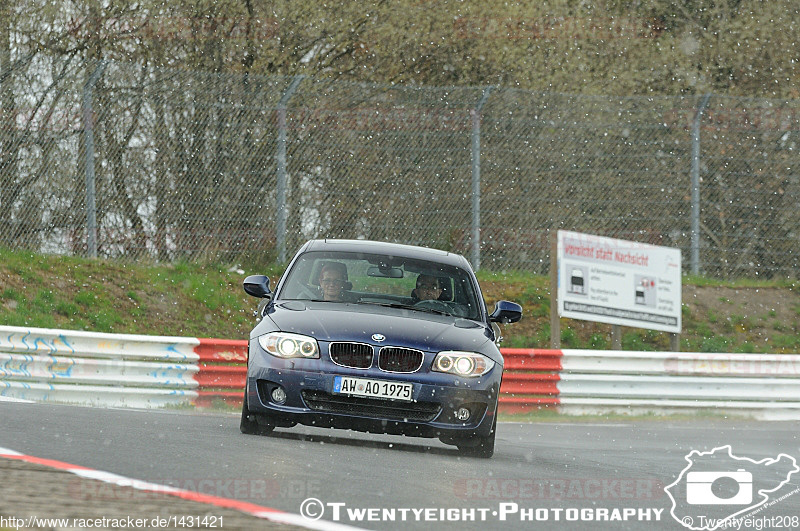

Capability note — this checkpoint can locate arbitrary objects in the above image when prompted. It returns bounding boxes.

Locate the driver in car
[319,262,351,301]
[412,274,443,302]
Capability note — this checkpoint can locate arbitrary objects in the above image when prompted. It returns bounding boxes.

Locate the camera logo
[666,446,799,530]
[686,469,752,505]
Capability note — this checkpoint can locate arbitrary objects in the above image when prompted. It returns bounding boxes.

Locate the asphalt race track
[1,401,799,530]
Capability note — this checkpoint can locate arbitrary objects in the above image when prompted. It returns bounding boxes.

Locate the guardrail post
[276,75,304,264]
[470,86,493,270]
[691,93,712,275]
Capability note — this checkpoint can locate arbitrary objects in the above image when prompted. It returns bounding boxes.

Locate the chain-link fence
[1,58,799,277]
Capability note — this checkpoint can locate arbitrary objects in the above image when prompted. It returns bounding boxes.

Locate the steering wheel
[414,299,452,314]
[296,283,319,299]
[448,303,468,317]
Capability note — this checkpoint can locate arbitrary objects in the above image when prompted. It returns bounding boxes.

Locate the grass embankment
[1,247,799,353]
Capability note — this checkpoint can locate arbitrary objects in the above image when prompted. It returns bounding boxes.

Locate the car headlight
[432,351,494,377]
[258,332,319,359]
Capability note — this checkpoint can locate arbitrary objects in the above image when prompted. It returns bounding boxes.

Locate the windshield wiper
[411,306,452,316]
[285,298,345,303]
[360,301,452,316]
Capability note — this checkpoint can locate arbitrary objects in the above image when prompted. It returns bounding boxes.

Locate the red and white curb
[0,447,358,531]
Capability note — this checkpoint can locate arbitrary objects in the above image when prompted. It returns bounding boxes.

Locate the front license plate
[333,376,413,401]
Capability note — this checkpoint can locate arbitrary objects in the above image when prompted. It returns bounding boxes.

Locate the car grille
[329,342,373,369]
[378,347,424,373]
[301,390,441,422]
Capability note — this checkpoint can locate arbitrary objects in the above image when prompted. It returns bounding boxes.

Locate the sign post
[550,231,560,348]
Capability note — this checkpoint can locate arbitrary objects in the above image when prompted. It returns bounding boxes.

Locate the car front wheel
[240,386,275,436]
[456,417,496,458]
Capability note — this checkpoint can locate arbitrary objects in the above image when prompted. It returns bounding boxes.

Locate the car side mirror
[489,300,522,324]
[243,275,272,299]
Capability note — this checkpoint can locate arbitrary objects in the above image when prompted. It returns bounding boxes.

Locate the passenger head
[319,262,349,301]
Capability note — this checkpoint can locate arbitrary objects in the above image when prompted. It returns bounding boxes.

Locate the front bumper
[245,347,501,439]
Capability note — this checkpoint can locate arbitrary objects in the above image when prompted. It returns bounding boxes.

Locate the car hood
[257,300,495,357]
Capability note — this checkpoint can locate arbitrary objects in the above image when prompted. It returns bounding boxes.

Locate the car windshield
[278,250,482,320]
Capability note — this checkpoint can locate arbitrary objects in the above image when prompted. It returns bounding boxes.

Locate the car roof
[301,239,473,270]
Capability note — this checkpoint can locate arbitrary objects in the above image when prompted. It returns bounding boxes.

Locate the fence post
[470,86,493,271]
[82,60,106,259]
[691,93,712,275]
[276,75,304,264]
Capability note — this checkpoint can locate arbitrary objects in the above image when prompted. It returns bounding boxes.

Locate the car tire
[457,417,496,458]
[240,386,275,436]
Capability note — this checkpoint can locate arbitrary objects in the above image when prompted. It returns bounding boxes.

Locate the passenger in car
[319,262,352,301]
[411,274,444,302]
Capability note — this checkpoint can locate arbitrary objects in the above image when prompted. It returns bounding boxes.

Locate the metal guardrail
[501,349,800,420]
[0,326,200,408]
[3,327,800,419]
[194,338,247,408]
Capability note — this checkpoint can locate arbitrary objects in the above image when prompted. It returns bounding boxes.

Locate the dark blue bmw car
[240,239,522,458]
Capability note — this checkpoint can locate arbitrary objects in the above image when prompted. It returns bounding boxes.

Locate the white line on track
[0,446,360,531]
